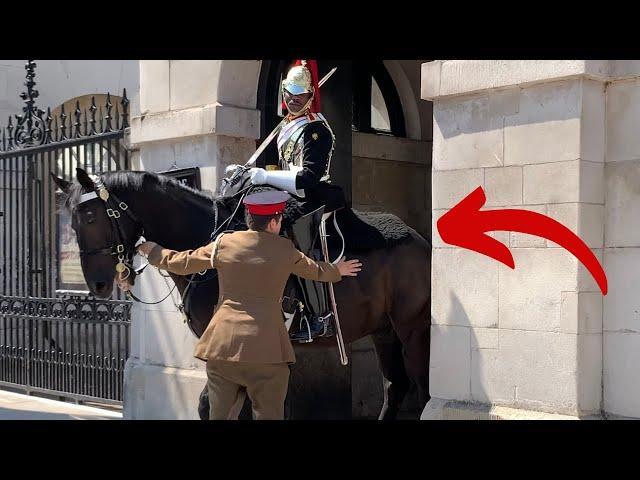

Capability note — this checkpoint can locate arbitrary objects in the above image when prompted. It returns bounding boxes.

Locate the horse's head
[52,167,142,299]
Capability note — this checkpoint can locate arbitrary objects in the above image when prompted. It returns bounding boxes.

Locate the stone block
[499,248,578,332]
[603,248,640,333]
[429,325,471,401]
[140,60,169,114]
[431,248,499,328]
[433,96,504,170]
[603,331,640,418]
[484,166,523,207]
[504,81,581,166]
[606,79,640,163]
[432,168,483,209]
[604,160,640,247]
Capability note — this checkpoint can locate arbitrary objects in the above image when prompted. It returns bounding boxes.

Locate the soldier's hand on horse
[336,257,362,277]
[250,168,268,185]
[115,271,132,292]
[137,241,158,258]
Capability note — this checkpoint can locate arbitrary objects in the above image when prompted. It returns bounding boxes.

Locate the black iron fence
[0,296,130,404]
[0,60,132,404]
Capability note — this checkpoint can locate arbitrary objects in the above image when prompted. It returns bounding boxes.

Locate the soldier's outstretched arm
[289,247,362,281]
[140,241,217,275]
[290,247,342,282]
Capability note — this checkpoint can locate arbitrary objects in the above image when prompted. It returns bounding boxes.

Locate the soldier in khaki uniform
[136,191,361,420]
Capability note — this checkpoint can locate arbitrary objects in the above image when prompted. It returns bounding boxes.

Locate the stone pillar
[602,61,640,419]
[123,60,260,419]
[421,61,611,419]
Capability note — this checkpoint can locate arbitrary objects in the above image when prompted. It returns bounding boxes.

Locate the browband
[79,191,98,203]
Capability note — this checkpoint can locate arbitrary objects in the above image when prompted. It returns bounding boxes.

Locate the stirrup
[294,317,314,344]
[290,313,333,343]
[319,312,335,337]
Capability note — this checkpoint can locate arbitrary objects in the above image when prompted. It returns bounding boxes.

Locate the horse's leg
[371,325,411,420]
[198,385,210,420]
[390,298,431,417]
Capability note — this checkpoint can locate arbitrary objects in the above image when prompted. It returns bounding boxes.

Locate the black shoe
[290,314,333,343]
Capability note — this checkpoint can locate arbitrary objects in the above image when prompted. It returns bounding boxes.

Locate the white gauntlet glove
[249,168,305,197]
[250,168,268,185]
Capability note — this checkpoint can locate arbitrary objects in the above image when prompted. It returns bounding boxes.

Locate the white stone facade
[123,61,261,419]
[5,59,636,420]
[423,60,640,419]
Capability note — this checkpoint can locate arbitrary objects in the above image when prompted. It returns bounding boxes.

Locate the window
[353,61,405,137]
[371,77,391,132]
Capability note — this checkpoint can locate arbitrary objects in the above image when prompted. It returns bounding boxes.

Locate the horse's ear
[76,167,95,190]
[50,173,72,194]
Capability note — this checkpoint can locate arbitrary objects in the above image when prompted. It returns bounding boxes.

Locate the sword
[319,213,348,366]
[244,67,338,168]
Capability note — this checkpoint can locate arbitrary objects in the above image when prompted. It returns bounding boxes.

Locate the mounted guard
[248,60,347,348]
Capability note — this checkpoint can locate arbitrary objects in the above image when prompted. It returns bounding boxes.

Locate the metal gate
[0,60,131,404]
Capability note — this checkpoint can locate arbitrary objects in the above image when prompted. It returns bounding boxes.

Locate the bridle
[75,172,253,309]
[76,175,196,307]
[76,174,190,306]
[76,175,143,284]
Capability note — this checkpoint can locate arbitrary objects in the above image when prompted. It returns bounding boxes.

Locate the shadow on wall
[434,80,583,141]
[430,292,486,410]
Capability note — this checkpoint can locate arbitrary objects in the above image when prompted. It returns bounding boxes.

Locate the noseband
[77,175,143,282]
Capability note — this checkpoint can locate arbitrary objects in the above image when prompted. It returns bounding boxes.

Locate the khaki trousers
[206,358,290,420]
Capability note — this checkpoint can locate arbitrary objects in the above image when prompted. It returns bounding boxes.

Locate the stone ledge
[603,412,640,420]
[422,60,613,100]
[128,103,260,147]
[421,398,602,420]
[352,132,431,165]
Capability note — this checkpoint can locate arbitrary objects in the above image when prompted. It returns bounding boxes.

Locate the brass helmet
[281,60,322,115]
[282,63,314,96]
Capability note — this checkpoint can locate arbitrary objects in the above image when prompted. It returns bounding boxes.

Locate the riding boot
[289,272,334,343]
[285,206,335,343]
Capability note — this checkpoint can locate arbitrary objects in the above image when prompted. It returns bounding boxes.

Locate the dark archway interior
[254,60,423,419]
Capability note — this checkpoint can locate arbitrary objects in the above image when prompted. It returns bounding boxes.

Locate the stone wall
[423,61,609,418]
[124,60,261,419]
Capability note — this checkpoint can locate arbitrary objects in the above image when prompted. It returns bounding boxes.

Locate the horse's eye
[85,211,95,224]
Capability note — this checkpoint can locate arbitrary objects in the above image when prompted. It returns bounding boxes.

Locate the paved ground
[0,389,122,420]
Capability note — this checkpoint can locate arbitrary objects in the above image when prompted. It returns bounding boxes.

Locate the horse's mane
[65,170,225,210]
[63,170,420,251]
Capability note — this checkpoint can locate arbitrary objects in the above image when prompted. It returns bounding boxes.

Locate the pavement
[0,389,122,420]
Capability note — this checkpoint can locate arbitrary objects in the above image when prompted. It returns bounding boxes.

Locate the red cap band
[245,202,287,216]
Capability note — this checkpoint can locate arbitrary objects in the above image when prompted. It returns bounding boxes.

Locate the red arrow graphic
[437,186,608,296]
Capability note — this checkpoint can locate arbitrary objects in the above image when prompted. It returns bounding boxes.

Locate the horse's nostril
[95,281,107,290]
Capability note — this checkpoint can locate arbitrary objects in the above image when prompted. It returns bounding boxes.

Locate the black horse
[52,167,431,420]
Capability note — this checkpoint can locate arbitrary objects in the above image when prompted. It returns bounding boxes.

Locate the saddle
[287,204,345,259]
[282,205,345,341]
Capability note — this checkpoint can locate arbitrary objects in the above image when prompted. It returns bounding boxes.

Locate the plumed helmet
[281,60,322,113]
